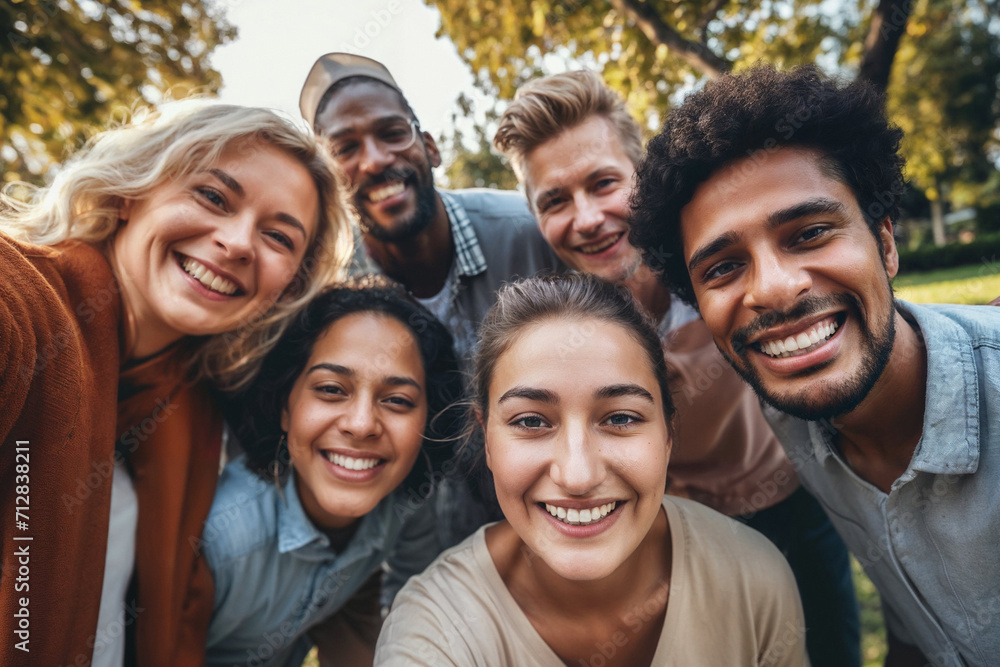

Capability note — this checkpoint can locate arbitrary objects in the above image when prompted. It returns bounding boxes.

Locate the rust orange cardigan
[1,234,221,666]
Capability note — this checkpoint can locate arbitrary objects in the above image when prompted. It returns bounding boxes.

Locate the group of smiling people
[2,52,999,667]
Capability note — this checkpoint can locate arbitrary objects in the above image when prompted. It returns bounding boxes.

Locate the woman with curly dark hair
[202,276,464,667]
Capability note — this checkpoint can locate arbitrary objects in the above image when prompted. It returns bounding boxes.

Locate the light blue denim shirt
[202,457,440,667]
[764,301,1000,667]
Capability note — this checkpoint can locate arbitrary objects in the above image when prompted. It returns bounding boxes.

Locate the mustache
[351,167,416,198]
[731,294,858,355]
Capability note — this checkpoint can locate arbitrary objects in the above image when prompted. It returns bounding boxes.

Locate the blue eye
[605,412,642,429]
[197,187,227,209]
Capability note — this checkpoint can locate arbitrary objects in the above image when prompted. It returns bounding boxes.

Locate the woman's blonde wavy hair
[0,100,353,392]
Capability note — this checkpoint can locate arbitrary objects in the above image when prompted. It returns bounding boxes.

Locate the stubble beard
[721,292,897,421]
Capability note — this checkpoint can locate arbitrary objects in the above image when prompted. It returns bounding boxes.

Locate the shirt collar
[896,301,980,475]
[440,191,487,278]
[277,471,327,553]
[276,471,401,556]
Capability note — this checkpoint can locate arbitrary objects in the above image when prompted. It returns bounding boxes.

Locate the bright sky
[212,0,475,140]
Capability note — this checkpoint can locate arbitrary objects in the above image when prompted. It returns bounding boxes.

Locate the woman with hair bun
[375,273,809,667]
[0,101,352,666]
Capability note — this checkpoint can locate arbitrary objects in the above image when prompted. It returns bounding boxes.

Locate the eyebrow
[306,363,421,391]
[209,169,244,197]
[307,363,351,376]
[498,386,558,405]
[497,383,654,405]
[687,197,846,273]
[209,168,308,240]
[595,383,654,402]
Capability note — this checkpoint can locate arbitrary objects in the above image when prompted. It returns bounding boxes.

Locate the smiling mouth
[178,254,240,296]
[322,451,385,471]
[542,501,619,526]
[366,180,406,203]
[756,314,844,358]
[577,232,623,255]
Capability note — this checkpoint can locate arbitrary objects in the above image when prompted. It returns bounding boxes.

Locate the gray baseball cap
[299,53,402,128]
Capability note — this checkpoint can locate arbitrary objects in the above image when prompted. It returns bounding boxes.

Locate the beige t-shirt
[375,497,808,667]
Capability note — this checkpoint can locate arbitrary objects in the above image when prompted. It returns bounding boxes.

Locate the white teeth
[759,319,839,358]
[367,181,405,203]
[181,257,238,295]
[326,452,382,471]
[544,501,617,526]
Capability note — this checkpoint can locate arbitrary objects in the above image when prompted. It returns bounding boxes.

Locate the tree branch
[858,0,911,91]
[610,0,731,79]
[696,0,730,42]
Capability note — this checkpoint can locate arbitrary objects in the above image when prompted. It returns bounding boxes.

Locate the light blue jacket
[203,458,440,667]
[765,301,1000,667]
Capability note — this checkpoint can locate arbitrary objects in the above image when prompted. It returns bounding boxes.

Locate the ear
[421,130,442,169]
[280,405,290,434]
[877,217,899,280]
[118,198,133,224]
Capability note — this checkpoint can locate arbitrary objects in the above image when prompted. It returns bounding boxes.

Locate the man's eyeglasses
[327,119,420,164]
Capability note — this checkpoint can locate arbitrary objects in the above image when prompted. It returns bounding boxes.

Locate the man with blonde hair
[495,69,860,667]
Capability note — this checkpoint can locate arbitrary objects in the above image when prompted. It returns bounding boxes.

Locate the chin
[541,549,624,582]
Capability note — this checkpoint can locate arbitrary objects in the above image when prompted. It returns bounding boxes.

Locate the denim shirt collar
[897,301,980,475]
[808,301,981,476]
[276,471,396,556]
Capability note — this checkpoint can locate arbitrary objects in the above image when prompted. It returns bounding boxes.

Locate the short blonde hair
[494,70,643,185]
[0,101,353,391]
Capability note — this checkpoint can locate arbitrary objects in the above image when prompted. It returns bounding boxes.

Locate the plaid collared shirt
[440,191,487,278]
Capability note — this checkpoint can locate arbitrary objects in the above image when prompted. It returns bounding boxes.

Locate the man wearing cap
[300,53,561,366]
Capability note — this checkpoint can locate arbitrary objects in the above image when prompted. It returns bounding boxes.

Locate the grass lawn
[894,260,1000,305]
[306,263,997,667]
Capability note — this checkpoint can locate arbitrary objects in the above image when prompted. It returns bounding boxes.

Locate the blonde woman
[0,102,352,667]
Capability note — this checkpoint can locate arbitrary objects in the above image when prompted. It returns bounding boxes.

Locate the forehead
[522,115,634,190]
[491,316,658,397]
[680,147,860,257]
[315,80,409,135]
[308,311,424,379]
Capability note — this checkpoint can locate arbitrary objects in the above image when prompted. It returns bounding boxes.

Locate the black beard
[721,292,896,421]
[354,166,437,244]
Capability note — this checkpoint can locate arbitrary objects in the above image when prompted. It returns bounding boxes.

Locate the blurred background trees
[428,0,1000,247]
[1,0,234,184]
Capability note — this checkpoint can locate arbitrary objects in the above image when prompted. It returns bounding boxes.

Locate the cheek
[391,414,427,463]
[487,442,547,497]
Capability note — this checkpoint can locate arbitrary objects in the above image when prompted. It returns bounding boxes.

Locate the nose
[357,135,395,175]
[337,397,382,440]
[213,212,255,264]
[572,192,605,236]
[549,422,606,496]
[742,248,812,312]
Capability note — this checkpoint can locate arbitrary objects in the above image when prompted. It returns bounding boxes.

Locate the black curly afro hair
[628,64,906,306]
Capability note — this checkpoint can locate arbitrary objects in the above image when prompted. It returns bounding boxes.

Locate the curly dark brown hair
[628,64,906,306]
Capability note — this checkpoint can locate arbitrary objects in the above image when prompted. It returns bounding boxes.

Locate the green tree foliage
[888,1,1000,210]
[430,0,1000,244]
[1,0,235,184]
[439,93,519,190]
